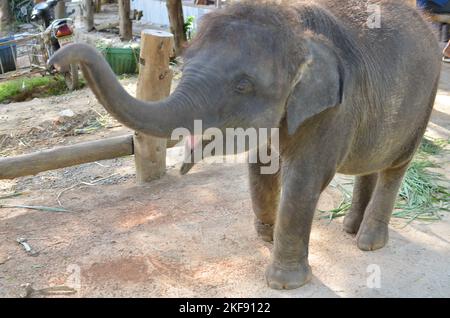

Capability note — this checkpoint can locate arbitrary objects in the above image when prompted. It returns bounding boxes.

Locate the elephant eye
[234,78,254,94]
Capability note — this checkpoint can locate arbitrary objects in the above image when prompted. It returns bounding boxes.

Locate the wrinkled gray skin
[50,0,441,290]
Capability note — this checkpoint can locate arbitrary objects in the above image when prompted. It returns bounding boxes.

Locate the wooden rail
[0,135,133,179]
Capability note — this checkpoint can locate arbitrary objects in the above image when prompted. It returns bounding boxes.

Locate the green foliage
[184,16,196,40]
[0,76,84,103]
[0,77,50,102]
[394,138,450,222]
[419,137,447,155]
[395,159,449,222]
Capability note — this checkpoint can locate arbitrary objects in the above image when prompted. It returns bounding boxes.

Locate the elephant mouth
[180,135,209,175]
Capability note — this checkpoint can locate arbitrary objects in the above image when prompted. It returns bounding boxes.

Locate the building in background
[131,0,213,29]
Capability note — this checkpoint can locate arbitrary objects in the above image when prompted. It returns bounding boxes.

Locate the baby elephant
[50,0,441,290]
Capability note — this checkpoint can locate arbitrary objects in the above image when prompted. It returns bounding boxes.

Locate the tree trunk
[0,0,12,35]
[166,0,187,56]
[84,0,95,31]
[55,0,66,19]
[119,0,132,41]
[94,0,102,13]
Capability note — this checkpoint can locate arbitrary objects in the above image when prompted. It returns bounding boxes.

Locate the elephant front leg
[248,159,280,242]
[265,169,323,290]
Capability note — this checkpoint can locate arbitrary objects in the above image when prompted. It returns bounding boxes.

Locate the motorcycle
[30,0,78,90]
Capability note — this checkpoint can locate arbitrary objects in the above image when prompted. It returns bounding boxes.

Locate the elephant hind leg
[356,162,409,251]
[343,173,378,234]
[249,159,281,243]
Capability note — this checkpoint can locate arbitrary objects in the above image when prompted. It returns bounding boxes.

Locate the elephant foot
[356,219,389,251]
[265,262,312,290]
[254,219,274,242]
[343,211,364,234]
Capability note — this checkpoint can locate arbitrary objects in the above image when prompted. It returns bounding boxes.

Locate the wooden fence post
[134,30,174,184]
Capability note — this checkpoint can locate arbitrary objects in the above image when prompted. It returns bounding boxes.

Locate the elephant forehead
[188,45,284,86]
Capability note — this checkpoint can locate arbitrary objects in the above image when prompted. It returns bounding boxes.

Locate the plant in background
[184,15,195,40]
[0,76,74,103]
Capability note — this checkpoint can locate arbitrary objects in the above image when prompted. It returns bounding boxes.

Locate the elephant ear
[286,41,344,135]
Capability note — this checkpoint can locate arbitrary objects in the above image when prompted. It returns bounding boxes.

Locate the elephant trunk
[49,43,200,138]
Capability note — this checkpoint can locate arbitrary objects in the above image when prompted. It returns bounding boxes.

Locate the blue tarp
[417,0,449,7]
[431,0,449,5]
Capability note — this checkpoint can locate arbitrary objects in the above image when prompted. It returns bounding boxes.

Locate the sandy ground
[0,59,449,297]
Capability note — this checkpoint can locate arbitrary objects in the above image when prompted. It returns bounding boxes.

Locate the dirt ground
[0,59,449,297]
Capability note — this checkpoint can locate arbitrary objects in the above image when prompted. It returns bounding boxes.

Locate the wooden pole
[166,0,187,56]
[84,0,95,31]
[0,135,133,179]
[134,29,174,183]
[118,0,132,41]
